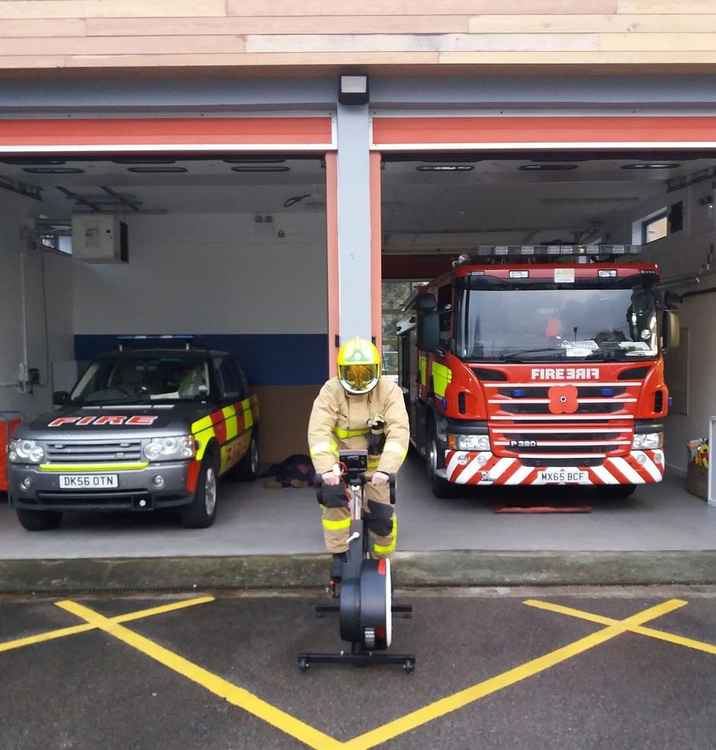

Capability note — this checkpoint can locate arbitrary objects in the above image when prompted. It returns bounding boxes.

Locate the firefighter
[308,337,409,571]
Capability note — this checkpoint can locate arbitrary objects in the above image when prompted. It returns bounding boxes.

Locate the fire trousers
[319,481,397,560]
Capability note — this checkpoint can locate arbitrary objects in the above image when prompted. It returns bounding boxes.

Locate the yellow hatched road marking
[0,596,214,654]
[1,595,712,750]
[56,600,343,750]
[342,599,687,750]
[525,598,716,656]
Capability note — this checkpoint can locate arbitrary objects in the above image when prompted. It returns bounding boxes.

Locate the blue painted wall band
[74,334,328,386]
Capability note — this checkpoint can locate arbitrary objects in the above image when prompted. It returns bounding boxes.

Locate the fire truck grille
[520,457,605,467]
[497,401,625,415]
[491,429,632,461]
[497,386,627,399]
[45,440,144,463]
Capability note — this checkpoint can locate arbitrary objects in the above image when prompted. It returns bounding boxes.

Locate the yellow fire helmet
[337,337,381,395]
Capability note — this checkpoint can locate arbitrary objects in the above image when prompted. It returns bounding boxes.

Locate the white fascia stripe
[608,456,645,484]
[519,452,607,459]
[497,427,630,434]
[592,465,620,485]
[446,451,468,477]
[483,382,641,388]
[488,398,636,404]
[632,451,662,481]
[373,141,716,151]
[486,457,516,481]
[504,465,533,485]
[456,455,488,484]
[0,143,335,153]
[495,440,630,447]
[491,415,634,421]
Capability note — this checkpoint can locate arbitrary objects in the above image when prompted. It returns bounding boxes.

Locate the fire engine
[397,245,680,498]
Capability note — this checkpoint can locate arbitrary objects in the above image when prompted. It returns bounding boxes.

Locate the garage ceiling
[0,157,327,216]
[2,153,715,249]
[382,156,716,245]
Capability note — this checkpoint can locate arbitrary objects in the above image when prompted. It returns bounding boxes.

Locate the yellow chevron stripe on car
[241,398,254,429]
[191,415,213,434]
[222,405,239,441]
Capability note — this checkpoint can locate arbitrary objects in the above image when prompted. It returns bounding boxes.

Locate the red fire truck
[398,246,680,498]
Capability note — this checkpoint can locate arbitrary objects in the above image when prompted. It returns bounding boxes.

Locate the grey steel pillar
[336,102,372,342]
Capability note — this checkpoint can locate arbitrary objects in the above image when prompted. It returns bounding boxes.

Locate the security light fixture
[519,164,578,171]
[230,166,290,173]
[127,166,188,173]
[23,167,84,174]
[622,163,680,170]
[338,74,369,105]
[416,164,474,172]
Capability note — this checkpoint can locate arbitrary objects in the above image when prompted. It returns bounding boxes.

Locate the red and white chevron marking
[444,450,664,486]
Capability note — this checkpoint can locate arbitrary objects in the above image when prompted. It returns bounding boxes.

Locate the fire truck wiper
[500,347,568,362]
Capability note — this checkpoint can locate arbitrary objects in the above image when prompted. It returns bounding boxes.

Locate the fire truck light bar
[456,245,641,263]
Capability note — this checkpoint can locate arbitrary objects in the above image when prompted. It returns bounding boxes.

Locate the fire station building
[1,2,716,533]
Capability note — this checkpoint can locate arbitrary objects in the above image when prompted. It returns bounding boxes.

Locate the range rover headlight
[9,439,45,465]
[448,434,491,451]
[143,435,195,462]
[632,432,663,450]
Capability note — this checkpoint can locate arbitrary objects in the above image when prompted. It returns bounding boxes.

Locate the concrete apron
[3,550,716,593]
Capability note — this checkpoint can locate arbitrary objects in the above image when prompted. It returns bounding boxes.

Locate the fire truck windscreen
[458,283,658,363]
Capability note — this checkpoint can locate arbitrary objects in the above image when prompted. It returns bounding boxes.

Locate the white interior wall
[72,211,326,335]
[605,180,716,474]
[0,192,75,421]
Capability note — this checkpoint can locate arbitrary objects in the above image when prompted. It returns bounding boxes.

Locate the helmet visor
[339,364,379,395]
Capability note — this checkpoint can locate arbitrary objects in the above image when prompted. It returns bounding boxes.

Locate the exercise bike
[297,450,415,673]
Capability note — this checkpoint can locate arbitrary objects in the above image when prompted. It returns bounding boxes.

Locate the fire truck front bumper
[442,449,665,486]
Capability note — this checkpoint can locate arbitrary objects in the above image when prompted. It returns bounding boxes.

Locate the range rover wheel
[235,433,260,481]
[181,455,219,529]
[16,508,63,531]
[427,430,460,499]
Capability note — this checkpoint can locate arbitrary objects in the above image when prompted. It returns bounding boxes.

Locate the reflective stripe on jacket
[307,377,410,476]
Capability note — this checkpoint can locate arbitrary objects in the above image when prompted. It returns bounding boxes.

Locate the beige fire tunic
[307,377,410,557]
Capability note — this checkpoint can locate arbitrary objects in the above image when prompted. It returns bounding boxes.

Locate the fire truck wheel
[181,453,219,528]
[16,508,63,531]
[427,430,461,499]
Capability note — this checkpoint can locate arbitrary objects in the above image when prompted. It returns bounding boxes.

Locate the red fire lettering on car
[93,416,127,426]
[126,415,158,426]
[76,416,95,426]
[48,417,81,428]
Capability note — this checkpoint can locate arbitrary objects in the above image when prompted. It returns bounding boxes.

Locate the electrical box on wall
[72,215,129,263]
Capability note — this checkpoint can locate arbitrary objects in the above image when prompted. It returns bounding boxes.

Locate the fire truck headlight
[144,435,195,462]
[632,433,663,450]
[450,434,490,452]
[9,439,45,464]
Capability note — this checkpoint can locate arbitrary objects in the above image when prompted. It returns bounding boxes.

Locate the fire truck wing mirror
[663,310,680,350]
[415,293,437,312]
[418,313,440,353]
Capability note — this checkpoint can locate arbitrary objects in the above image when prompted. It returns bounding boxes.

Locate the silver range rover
[7,346,260,531]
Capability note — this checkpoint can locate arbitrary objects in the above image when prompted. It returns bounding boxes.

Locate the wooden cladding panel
[1,0,716,70]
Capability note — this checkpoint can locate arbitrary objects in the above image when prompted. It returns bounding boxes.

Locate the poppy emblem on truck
[548,385,578,415]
